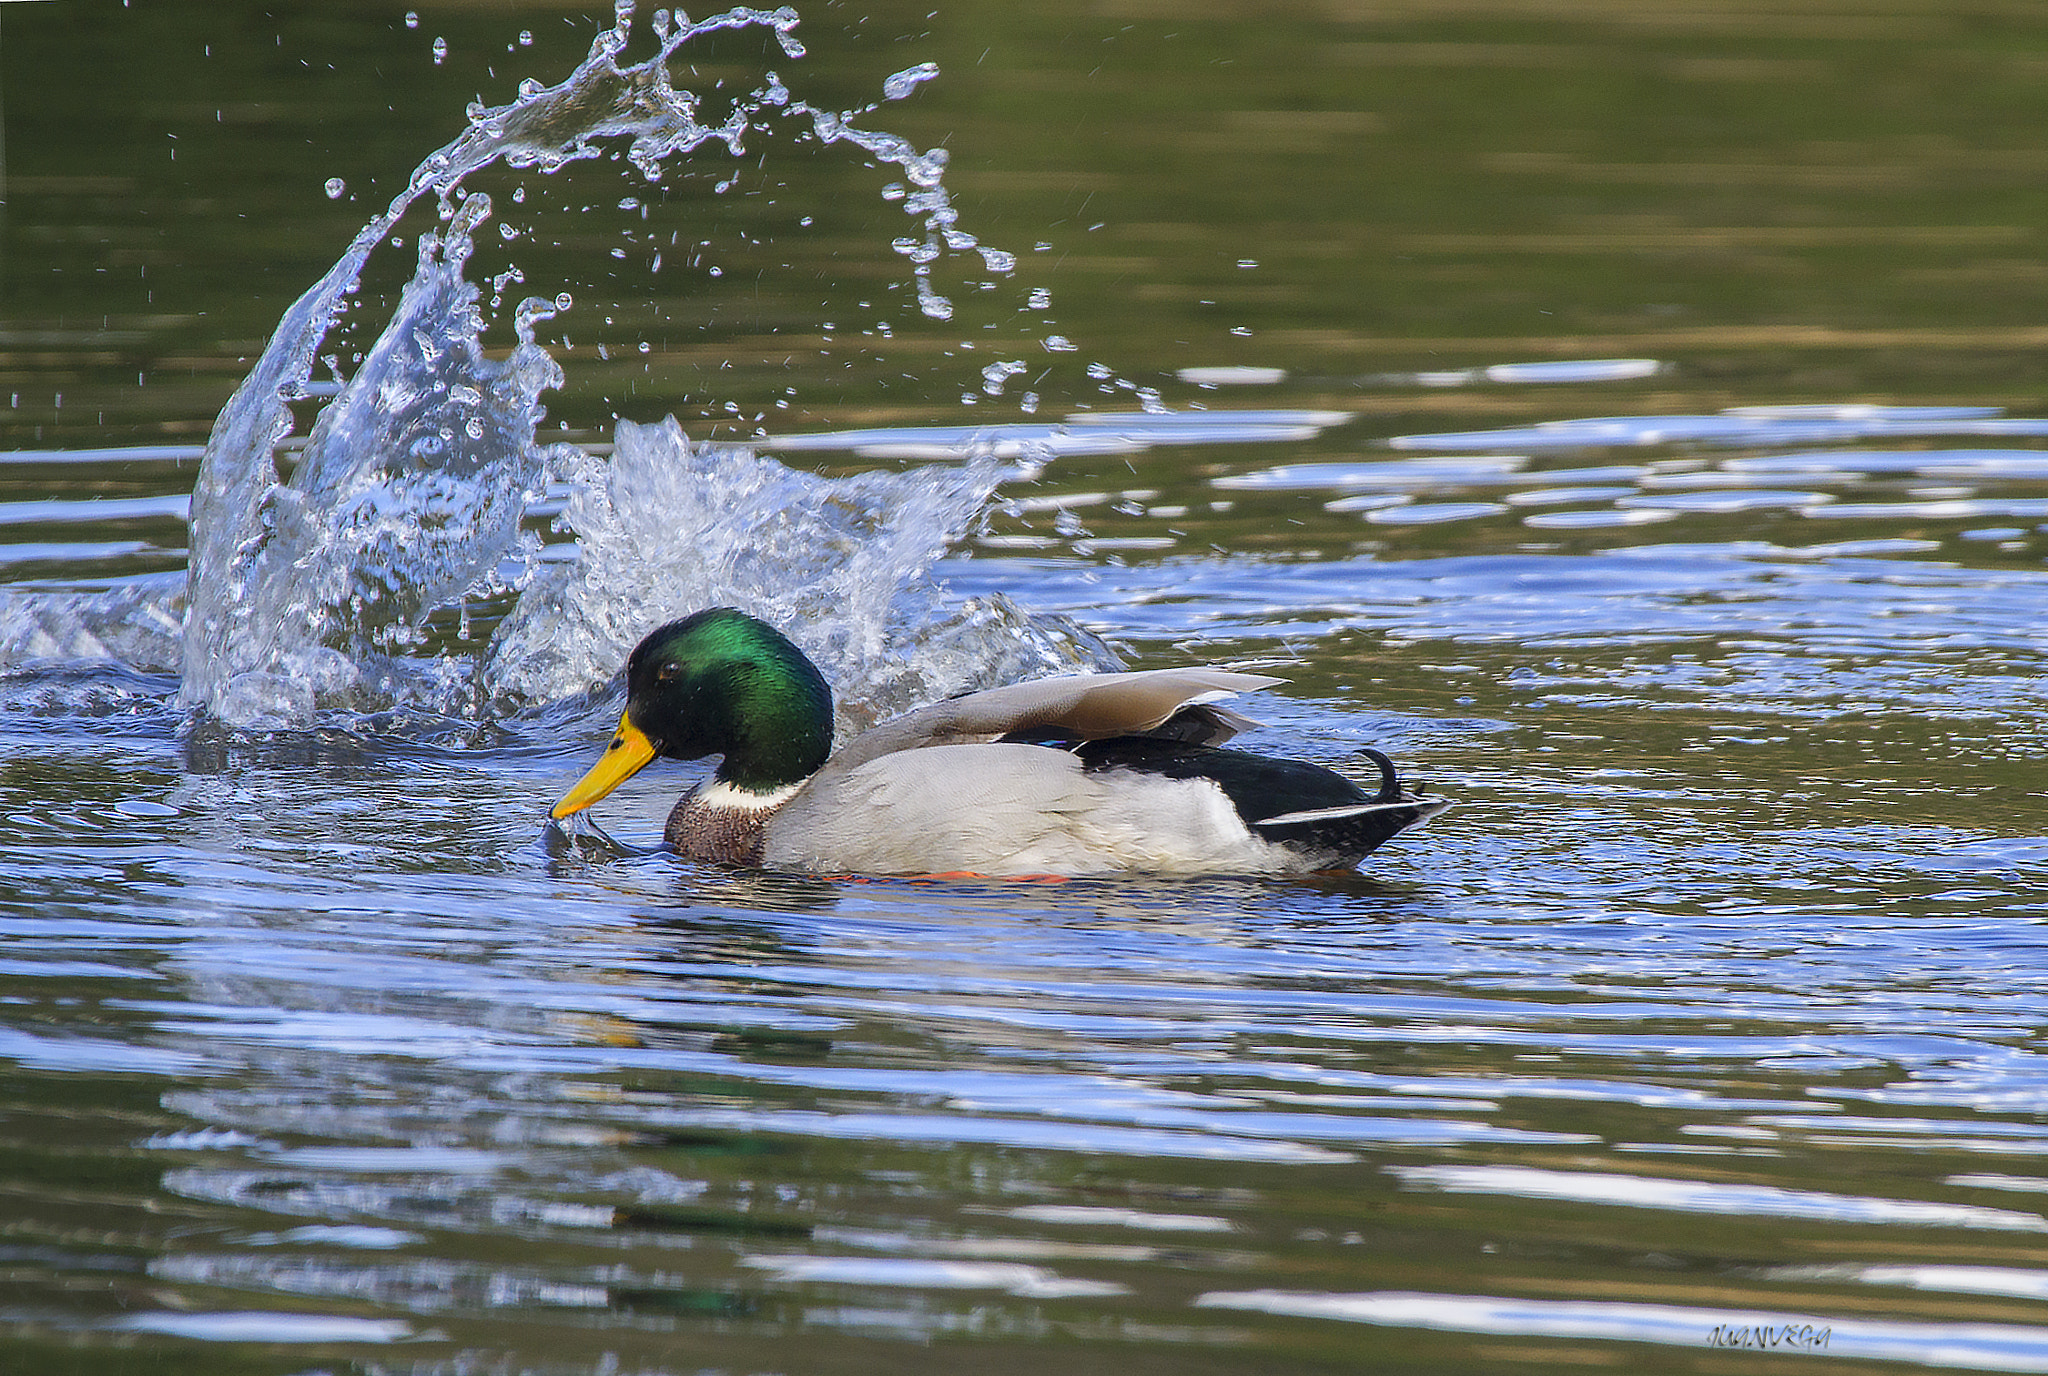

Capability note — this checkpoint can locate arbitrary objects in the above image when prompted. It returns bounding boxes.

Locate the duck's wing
[828,667,1283,772]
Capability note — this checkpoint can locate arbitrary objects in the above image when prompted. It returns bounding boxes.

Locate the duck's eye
[655,661,682,682]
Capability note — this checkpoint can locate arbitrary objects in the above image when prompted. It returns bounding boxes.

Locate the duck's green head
[550,608,833,819]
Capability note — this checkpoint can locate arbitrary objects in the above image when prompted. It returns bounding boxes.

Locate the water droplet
[1042,335,1077,353]
[323,177,346,200]
[907,148,950,188]
[431,35,448,65]
[980,359,1028,397]
[1237,258,1258,269]
[403,10,419,28]
[1027,287,1052,311]
[882,62,941,100]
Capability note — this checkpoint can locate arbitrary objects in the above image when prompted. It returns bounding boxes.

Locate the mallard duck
[550,608,1446,876]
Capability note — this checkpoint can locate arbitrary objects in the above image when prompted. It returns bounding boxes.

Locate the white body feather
[760,743,1292,876]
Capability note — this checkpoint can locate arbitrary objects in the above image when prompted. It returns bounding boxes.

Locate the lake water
[4,2,2048,1373]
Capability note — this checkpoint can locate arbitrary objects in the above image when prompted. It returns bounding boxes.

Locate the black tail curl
[1356,746,1404,804]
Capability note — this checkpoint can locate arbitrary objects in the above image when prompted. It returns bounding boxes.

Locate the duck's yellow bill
[551,712,658,819]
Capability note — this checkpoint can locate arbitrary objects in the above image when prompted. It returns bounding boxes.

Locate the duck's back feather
[826,667,1282,771]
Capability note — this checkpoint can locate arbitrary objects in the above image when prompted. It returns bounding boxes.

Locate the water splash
[489,418,1110,732]
[186,197,576,730]
[172,3,1082,734]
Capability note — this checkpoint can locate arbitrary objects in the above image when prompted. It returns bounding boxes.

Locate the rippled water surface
[5,3,2048,1374]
